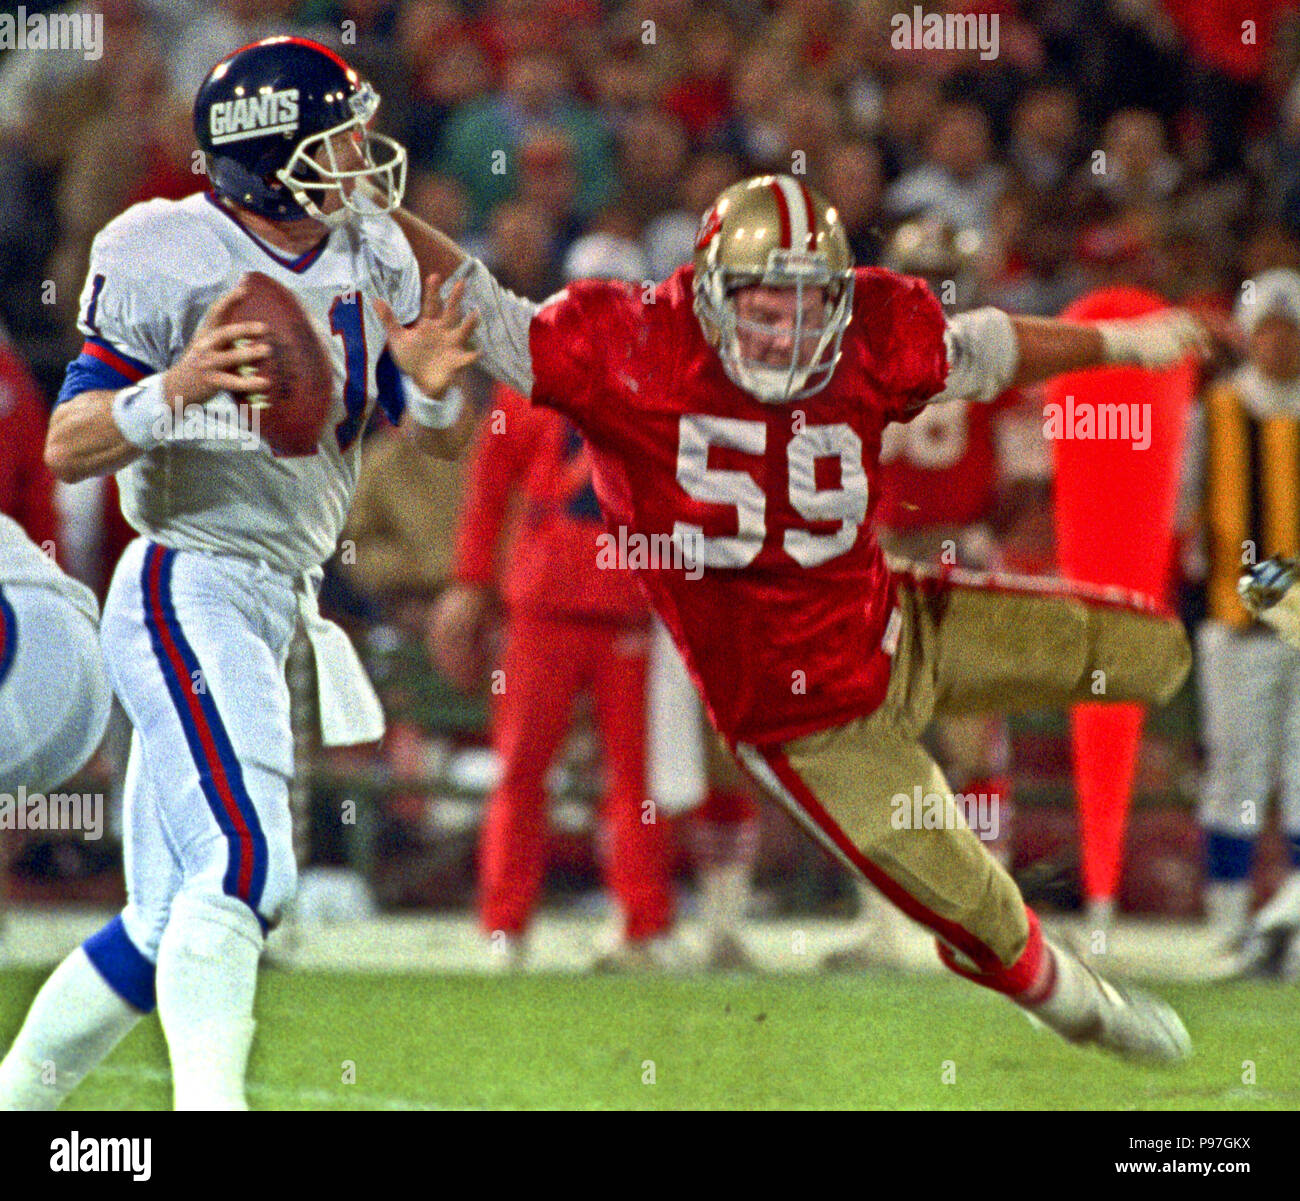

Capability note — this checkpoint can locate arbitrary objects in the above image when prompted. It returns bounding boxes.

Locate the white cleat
[1222,924,1300,982]
[482,932,527,974]
[1031,945,1192,1065]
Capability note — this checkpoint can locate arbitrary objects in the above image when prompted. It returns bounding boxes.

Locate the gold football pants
[734,563,1191,975]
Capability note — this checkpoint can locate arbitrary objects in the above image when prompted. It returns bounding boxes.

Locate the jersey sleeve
[853,268,950,422]
[353,213,425,425]
[528,278,644,432]
[57,200,229,404]
[361,210,423,327]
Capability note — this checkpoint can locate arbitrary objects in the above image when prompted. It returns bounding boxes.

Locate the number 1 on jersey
[330,293,368,451]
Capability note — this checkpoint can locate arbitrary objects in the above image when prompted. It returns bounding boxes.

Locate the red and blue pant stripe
[0,586,16,688]
[140,544,268,912]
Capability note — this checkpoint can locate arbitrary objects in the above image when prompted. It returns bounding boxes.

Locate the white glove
[1239,557,1300,650]
[1095,310,1210,369]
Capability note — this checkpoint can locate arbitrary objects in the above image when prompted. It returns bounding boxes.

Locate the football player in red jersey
[380,174,1218,1063]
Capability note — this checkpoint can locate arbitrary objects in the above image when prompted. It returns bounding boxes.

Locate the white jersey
[65,192,422,576]
[0,511,99,624]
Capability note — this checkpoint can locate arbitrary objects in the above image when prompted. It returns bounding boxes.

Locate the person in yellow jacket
[1181,268,1300,963]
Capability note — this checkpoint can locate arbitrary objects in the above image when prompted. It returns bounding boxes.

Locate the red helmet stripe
[214,35,356,80]
[796,180,817,250]
[768,180,792,250]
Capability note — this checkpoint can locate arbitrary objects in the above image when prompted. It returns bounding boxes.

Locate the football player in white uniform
[0,37,478,1111]
[0,513,112,793]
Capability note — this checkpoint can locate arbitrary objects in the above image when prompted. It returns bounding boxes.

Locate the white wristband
[1095,312,1208,369]
[939,308,1019,403]
[406,379,465,430]
[111,374,172,450]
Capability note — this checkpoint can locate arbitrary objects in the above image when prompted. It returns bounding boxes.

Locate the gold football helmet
[693,174,855,402]
[884,216,982,310]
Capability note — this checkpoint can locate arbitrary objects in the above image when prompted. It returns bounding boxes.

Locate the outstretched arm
[392,205,541,396]
[391,205,468,282]
[933,306,1225,405]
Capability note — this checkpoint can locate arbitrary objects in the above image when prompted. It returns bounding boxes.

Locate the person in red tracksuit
[431,379,675,968]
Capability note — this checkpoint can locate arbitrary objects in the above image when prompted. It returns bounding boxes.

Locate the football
[225,270,334,456]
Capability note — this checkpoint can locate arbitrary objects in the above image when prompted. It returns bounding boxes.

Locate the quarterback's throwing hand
[375,273,481,398]
[161,282,272,408]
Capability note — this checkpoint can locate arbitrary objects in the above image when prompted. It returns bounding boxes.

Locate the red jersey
[529,265,949,744]
[0,341,60,558]
[1161,0,1288,83]
[452,381,648,622]
[876,391,1015,531]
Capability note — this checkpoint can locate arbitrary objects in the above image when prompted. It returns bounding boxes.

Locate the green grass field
[2,967,1295,1110]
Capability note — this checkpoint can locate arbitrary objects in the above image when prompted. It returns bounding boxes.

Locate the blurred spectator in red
[437,49,615,226]
[767,0,840,74]
[1163,0,1294,176]
[661,6,736,143]
[473,0,602,73]
[0,327,58,558]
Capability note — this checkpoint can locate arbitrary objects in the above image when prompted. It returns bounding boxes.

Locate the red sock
[936,907,1054,1003]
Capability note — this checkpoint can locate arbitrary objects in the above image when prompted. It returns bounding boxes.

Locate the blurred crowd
[4,0,1299,574]
[1,0,1299,398]
[5,0,1300,957]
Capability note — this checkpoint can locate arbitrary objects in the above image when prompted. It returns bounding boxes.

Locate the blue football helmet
[194,36,406,226]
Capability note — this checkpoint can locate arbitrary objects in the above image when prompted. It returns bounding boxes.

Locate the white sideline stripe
[94,1064,452,1111]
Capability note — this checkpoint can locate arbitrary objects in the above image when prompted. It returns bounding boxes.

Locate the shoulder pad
[90,197,234,292]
